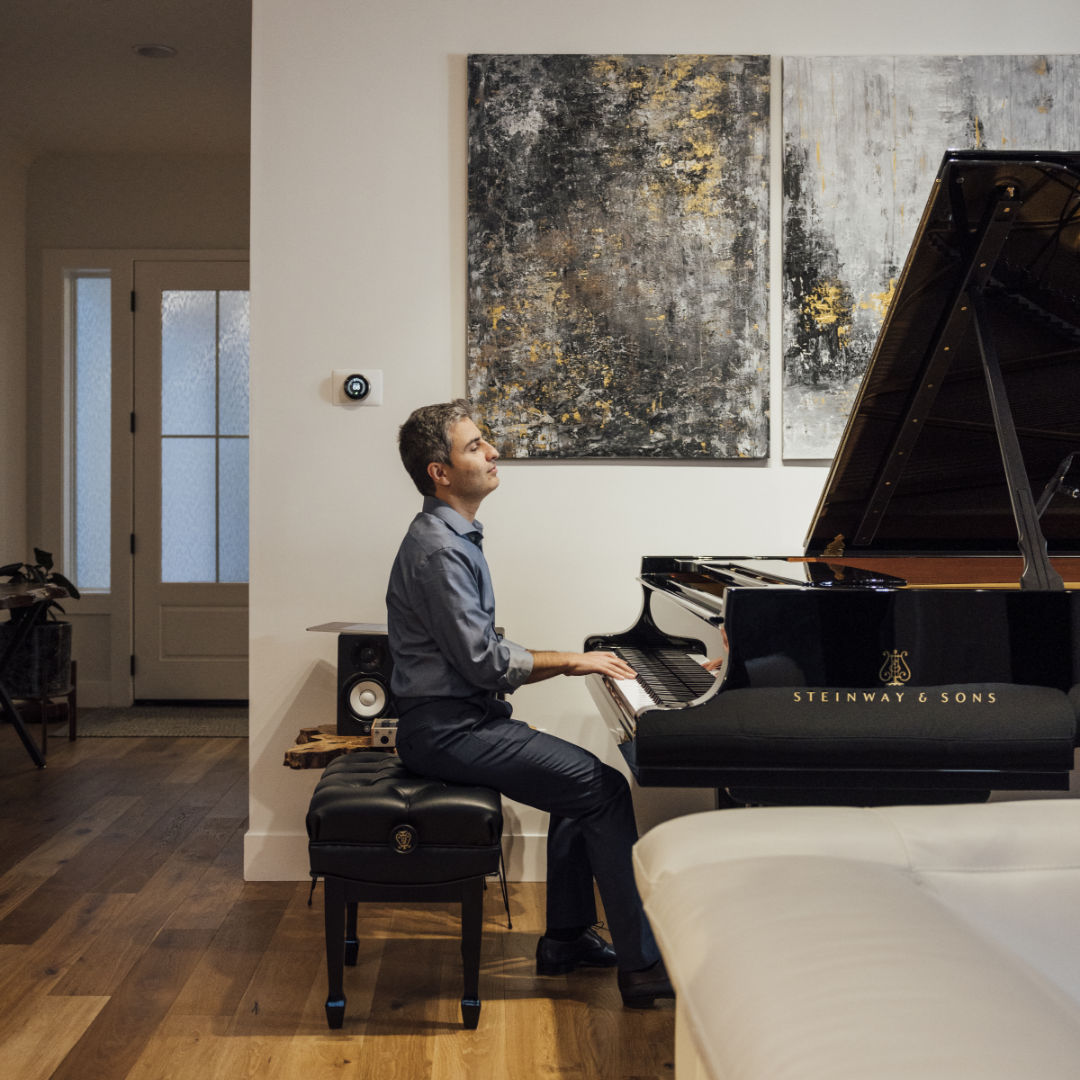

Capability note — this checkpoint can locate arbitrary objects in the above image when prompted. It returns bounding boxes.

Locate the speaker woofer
[347,677,388,719]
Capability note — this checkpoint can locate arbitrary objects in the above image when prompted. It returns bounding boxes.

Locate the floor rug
[54,705,248,738]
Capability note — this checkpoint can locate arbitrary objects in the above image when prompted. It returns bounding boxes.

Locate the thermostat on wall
[332,369,383,407]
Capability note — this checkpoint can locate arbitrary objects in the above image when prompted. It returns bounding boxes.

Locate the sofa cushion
[635,801,1080,1080]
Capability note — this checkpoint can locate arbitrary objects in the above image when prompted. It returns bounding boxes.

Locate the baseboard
[244,830,548,882]
[502,832,547,882]
[76,679,111,708]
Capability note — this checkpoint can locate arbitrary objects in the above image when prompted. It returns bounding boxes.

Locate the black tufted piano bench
[306,752,504,1030]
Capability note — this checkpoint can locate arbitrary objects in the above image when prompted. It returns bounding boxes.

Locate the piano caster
[326,997,346,1029]
[461,996,481,1029]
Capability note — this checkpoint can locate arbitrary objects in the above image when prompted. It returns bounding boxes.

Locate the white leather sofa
[633,800,1080,1080]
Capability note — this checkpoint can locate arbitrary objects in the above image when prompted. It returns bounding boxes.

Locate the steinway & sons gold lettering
[793,691,997,703]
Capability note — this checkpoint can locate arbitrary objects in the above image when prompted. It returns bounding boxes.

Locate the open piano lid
[806,150,1080,558]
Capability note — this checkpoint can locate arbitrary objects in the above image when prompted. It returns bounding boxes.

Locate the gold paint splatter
[859,278,896,320]
[490,306,506,329]
[803,281,853,334]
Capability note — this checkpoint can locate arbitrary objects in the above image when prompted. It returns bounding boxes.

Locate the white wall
[24,153,250,704]
[0,133,31,565]
[247,0,1080,880]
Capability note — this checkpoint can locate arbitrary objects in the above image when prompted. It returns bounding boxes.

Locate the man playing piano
[386,399,674,1007]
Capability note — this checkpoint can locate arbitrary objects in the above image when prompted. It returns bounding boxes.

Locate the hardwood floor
[0,725,675,1080]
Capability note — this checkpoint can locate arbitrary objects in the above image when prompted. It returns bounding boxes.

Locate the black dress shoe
[535,928,618,976]
[617,957,675,1008]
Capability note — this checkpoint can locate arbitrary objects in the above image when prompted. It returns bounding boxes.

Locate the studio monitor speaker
[337,626,395,736]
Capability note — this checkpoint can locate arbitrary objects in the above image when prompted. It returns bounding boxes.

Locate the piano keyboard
[608,647,717,716]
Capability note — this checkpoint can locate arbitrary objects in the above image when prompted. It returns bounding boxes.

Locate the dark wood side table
[0,582,69,768]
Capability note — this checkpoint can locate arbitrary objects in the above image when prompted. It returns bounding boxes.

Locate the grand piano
[586,150,1080,805]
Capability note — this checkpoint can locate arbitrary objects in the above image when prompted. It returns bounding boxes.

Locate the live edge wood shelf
[283,725,384,770]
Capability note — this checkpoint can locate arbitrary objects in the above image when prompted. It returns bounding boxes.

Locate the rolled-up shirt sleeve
[412,547,534,692]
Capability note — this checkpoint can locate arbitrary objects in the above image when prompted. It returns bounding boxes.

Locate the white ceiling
[0,0,251,156]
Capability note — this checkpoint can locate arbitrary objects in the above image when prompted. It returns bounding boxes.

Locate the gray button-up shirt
[386,495,534,698]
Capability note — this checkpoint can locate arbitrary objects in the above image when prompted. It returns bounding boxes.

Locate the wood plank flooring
[0,724,675,1080]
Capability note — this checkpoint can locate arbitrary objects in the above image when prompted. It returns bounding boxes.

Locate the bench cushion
[307,753,503,884]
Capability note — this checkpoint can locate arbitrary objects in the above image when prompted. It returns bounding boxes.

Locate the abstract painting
[783,55,1080,458]
[468,55,770,458]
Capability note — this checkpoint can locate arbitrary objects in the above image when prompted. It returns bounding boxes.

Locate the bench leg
[344,901,359,966]
[323,876,347,1029]
[460,877,483,1029]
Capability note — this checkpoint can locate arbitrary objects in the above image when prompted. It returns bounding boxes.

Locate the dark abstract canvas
[783,55,1080,458]
[468,55,770,458]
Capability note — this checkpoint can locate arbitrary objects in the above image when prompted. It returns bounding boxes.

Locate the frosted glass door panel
[218,439,249,583]
[159,287,249,584]
[162,291,216,436]
[162,438,216,582]
[218,291,249,436]
[74,276,111,590]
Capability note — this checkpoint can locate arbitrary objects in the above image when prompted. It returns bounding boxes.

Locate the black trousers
[395,693,660,972]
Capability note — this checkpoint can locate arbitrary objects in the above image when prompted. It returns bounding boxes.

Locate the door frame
[40,249,249,707]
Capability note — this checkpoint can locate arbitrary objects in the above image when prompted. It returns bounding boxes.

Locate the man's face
[436,417,500,502]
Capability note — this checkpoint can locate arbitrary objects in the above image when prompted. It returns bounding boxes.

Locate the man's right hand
[525,650,637,684]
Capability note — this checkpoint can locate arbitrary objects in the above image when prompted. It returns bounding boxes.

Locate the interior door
[132,260,250,699]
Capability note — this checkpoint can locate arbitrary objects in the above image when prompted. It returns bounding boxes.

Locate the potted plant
[0,549,79,701]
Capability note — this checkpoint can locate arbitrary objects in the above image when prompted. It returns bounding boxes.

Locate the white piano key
[610,676,656,716]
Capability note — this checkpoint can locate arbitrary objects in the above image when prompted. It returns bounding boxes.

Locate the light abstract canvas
[468,54,770,458]
[783,55,1080,458]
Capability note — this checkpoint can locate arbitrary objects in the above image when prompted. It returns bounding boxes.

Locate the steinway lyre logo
[390,824,418,853]
[879,649,912,687]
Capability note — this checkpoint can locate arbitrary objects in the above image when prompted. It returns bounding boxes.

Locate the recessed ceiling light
[133,44,178,59]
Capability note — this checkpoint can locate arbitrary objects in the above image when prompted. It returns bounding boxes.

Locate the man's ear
[427,461,451,488]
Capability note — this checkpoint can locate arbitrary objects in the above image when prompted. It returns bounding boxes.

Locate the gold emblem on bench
[390,824,418,853]
[879,650,912,687]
